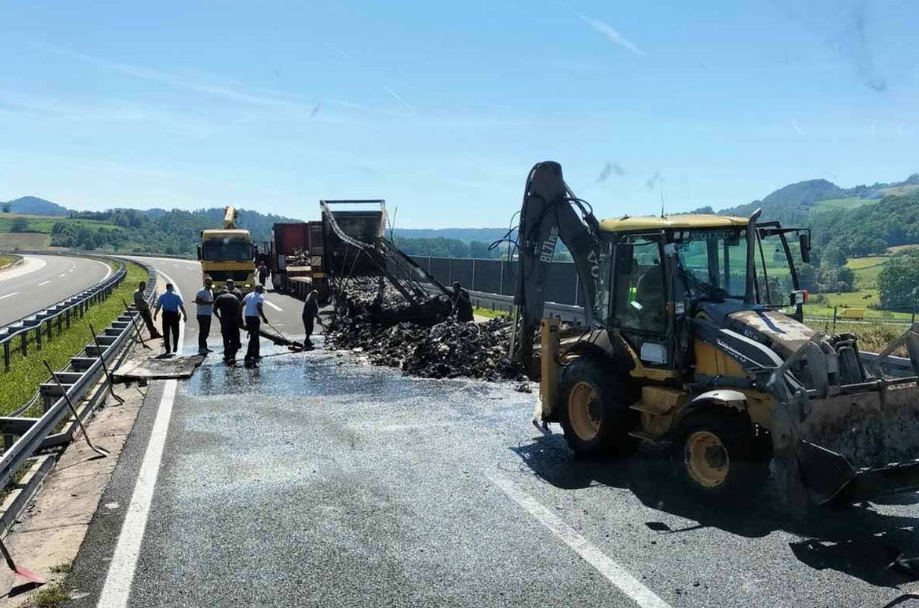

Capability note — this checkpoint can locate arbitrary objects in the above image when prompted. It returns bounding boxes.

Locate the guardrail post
[3,342,9,372]
[35,326,41,351]
[20,333,26,357]
[56,314,62,335]
[471,259,477,291]
[65,308,71,329]
[833,306,838,331]
[45,319,52,342]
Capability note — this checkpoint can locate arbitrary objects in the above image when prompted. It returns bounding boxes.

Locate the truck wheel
[673,410,770,503]
[559,357,638,458]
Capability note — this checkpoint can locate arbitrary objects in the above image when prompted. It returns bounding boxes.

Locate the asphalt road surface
[65,256,919,608]
[0,254,112,327]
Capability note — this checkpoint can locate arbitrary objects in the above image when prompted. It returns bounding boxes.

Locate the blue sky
[1,0,917,227]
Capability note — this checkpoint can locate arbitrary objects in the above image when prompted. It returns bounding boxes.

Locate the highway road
[65,256,919,608]
[0,254,112,327]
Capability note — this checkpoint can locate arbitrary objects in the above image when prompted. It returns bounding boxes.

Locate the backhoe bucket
[796,380,919,504]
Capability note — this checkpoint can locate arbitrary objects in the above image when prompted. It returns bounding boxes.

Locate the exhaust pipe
[744,208,762,305]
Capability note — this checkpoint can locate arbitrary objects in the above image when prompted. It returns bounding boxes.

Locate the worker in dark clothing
[301,290,323,349]
[153,284,187,355]
[224,278,244,301]
[241,284,269,364]
[451,281,474,323]
[257,262,270,288]
[133,280,161,339]
[213,286,242,363]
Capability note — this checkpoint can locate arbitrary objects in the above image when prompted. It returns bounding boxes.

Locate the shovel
[0,538,45,586]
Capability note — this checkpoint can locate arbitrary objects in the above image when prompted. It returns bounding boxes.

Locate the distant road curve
[0,254,112,328]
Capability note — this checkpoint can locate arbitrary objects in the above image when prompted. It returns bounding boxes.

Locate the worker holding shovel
[241,284,269,364]
[301,289,324,349]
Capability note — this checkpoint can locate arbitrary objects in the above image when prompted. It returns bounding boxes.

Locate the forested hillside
[703,174,919,308]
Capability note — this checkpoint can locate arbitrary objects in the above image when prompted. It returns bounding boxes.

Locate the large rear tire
[672,409,770,503]
[559,357,639,458]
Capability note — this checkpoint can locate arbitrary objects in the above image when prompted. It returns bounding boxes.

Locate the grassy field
[813,197,874,210]
[473,306,509,319]
[0,260,147,416]
[0,215,116,233]
[0,254,19,269]
[882,184,919,197]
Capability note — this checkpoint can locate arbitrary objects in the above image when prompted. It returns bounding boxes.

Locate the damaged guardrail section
[0,259,157,493]
[0,255,128,372]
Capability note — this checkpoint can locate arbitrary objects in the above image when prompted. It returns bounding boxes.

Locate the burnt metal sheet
[113,354,206,381]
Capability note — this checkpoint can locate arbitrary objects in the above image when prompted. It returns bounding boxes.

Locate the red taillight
[802,289,809,303]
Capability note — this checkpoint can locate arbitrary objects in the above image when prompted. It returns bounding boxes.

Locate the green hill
[0,206,296,257]
[3,196,69,216]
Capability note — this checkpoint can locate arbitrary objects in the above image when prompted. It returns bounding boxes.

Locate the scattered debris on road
[327,314,525,382]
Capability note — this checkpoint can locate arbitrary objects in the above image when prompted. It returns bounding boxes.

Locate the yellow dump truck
[197,207,257,293]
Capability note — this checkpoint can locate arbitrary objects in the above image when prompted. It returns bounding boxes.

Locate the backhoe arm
[512,161,601,365]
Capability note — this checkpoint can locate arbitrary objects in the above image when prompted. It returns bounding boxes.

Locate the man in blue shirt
[153,283,188,355]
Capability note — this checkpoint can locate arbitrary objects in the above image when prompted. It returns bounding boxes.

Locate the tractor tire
[558,357,639,458]
[672,409,771,504]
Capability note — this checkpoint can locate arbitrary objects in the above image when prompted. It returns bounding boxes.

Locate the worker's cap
[452,281,461,289]
[254,284,264,293]
[204,275,213,283]
[225,279,235,286]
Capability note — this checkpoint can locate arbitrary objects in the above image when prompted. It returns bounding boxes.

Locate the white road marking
[487,472,671,608]
[263,299,283,312]
[96,379,177,608]
[95,259,113,282]
[59,273,67,278]
[0,292,19,300]
[96,270,184,608]
[37,280,51,286]
[0,256,47,283]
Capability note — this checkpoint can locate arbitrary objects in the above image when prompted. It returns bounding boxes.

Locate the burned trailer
[320,200,454,326]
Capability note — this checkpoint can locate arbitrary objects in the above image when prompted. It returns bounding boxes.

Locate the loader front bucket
[797,441,919,504]
[795,381,919,504]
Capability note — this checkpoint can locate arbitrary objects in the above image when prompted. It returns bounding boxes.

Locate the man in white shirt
[194,276,215,355]
[241,284,269,363]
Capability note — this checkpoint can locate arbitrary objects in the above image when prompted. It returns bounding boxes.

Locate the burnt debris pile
[327,313,525,382]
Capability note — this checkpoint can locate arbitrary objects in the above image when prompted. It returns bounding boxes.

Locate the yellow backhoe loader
[510,161,919,506]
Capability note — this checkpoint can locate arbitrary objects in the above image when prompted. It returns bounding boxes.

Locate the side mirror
[615,243,634,275]
[799,233,811,264]
[196,245,202,260]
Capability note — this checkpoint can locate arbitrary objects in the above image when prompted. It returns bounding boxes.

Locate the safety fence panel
[412,256,579,305]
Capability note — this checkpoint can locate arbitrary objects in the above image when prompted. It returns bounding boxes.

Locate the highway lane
[0,254,112,327]
[65,256,919,608]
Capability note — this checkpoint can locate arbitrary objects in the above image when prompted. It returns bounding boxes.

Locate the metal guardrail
[0,258,156,492]
[0,256,128,371]
[467,290,915,327]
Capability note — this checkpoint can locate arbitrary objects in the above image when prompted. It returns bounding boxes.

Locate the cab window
[614,237,666,333]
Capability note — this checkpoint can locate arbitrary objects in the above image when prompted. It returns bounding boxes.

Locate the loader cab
[599,215,808,376]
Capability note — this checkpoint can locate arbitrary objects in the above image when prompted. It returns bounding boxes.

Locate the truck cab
[198,229,257,293]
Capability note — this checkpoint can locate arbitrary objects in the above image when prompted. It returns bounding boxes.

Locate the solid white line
[59,273,67,278]
[263,299,283,312]
[95,379,177,608]
[95,259,114,282]
[96,269,185,608]
[0,292,18,300]
[486,472,671,608]
[37,280,51,286]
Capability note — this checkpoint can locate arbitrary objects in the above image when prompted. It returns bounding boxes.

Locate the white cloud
[576,13,645,56]
[384,87,416,114]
